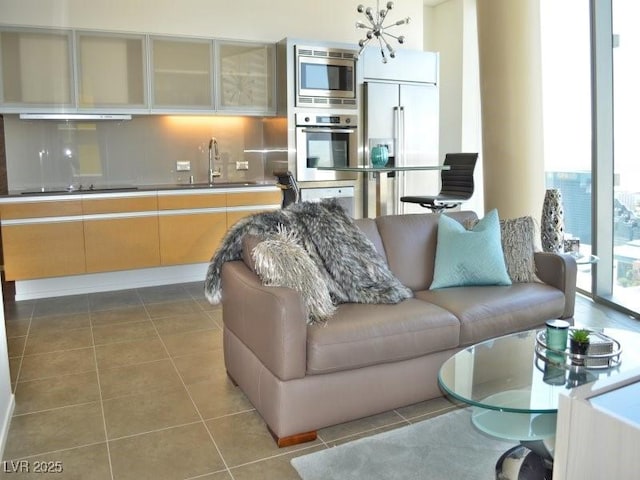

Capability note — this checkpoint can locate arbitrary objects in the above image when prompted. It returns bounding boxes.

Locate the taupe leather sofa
[220,211,577,446]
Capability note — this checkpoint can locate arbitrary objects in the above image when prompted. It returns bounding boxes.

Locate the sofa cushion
[416,283,566,346]
[306,298,460,375]
[431,209,512,289]
[374,211,478,291]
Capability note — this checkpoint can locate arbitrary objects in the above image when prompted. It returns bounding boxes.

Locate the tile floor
[2,283,639,479]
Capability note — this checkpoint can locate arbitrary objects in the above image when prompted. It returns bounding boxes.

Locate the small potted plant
[570,328,590,365]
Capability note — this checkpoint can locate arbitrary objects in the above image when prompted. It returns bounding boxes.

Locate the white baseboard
[14,264,209,301]
[0,393,15,459]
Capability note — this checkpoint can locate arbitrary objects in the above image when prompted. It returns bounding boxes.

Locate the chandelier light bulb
[354,0,409,63]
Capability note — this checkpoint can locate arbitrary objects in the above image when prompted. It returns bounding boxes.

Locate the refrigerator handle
[391,105,401,179]
[399,106,405,165]
[393,106,399,142]
[398,105,406,214]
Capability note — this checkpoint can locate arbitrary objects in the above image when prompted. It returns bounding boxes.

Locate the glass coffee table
[438,327,640,479]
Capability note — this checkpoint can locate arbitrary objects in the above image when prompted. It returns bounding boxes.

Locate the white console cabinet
[553,368,640,480]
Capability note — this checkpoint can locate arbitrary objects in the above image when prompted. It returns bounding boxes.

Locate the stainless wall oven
[295,45,357,108]
[295,113,358,181]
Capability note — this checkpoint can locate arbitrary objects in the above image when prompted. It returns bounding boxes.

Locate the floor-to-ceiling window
[541,0,593,293]
[541,0,639,318]
[611,0,640,313]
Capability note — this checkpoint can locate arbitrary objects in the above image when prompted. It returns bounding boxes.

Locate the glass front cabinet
[150,36,213,111]
[0,27,276,115]
[216,41,276,114]
[76,31,147,111]
[0,27,75,110]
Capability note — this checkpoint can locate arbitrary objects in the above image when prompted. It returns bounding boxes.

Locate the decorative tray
[535,328,622,370]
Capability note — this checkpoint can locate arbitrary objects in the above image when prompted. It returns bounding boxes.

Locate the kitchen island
[0,183,281,300]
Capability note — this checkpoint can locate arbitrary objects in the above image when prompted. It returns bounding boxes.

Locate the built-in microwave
[295,45,357,109]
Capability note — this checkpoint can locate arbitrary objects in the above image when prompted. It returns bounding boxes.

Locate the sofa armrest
[534,252,577,319]
[220,260,308,381]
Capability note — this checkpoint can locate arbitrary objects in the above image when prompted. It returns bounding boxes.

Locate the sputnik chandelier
[355,1,410,63]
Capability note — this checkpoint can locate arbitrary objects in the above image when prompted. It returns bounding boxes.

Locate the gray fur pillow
[500,216,539,283]
[251,227,336,324]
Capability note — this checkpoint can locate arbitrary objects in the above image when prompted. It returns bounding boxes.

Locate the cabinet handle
[301,128,356,134]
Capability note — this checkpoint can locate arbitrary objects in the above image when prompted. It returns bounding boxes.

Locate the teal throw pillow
[430,209,512,289]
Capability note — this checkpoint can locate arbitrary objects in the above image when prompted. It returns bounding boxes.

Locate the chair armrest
[534,252,577,319]
[221,260,307,381]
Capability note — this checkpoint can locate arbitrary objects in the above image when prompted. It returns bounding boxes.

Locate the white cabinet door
[216,41,275,114]
[0,27,74,110]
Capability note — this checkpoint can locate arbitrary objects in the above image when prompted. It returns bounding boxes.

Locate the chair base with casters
[400,152,478,213]
[399,195,468,213]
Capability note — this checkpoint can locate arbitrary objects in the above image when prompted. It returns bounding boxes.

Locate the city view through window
[611,0,640,310]
[541,0,640,315]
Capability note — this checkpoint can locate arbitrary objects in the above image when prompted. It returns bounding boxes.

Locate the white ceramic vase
[541,188,565,253]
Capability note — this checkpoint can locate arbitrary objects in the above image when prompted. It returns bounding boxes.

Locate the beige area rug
[291,408,516,480]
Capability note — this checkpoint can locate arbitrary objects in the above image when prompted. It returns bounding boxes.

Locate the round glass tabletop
[438,327,640,415]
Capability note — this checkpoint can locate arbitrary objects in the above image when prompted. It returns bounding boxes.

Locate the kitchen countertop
[3,181,279,198]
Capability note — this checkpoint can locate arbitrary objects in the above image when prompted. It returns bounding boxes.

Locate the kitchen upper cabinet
[0,27,74,110]
[216,41,275,114]
[76,31,147,110]
[150,36,213,111]
[0,26,277,115]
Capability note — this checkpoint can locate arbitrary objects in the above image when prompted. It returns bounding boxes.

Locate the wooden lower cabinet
[226,190,281,227]
[226,190,281,208]
[158,211,227,265]
[0,187,280,280]
[1,220,86,280]
[84,216,160,273]
[227,209,264,228]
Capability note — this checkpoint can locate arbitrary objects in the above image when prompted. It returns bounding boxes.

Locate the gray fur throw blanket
[204,199,412,306]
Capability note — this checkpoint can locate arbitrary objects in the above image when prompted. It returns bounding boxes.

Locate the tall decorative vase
[541,188,565,253]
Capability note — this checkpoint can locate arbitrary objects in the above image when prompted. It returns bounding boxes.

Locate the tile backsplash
[3,114,285,192]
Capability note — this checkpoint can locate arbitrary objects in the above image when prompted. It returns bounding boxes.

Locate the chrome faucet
[208,137,220,185]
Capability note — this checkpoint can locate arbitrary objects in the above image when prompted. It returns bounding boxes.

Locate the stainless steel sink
[179,181,260,188]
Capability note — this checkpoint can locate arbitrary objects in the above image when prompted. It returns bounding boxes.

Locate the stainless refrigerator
[363,80,439,216]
